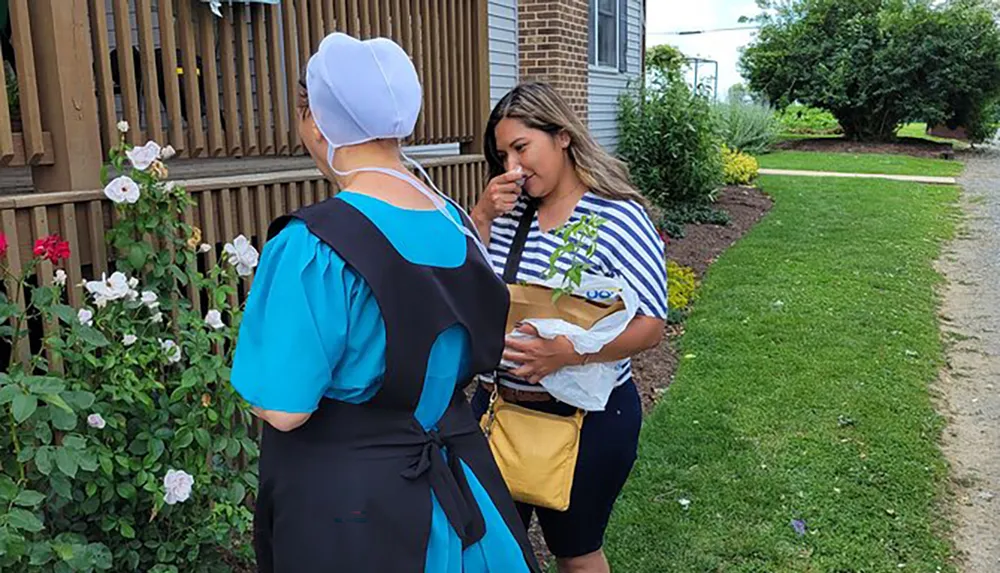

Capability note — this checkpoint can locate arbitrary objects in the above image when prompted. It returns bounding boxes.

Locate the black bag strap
[501,199,538,285]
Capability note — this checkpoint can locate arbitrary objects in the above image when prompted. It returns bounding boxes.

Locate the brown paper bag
[505,283,625,335]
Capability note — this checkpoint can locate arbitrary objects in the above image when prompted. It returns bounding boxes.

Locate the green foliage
[658,204,731,240]
[714,102,780,155]
[722,145,760,186]
[545,214,606,301]
[0,133,256,571]
[646,44,687,86]
[963,98,1000,143]
[740,0,1000,143]
[618,79,724,212]
[776,103,842,135]
[5,61,17,118]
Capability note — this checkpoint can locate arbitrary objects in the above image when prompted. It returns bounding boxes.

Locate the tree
[646,43,686,86]
[739,0,1000,142]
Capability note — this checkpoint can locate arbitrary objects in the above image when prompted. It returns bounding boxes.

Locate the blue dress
[231,191,531,572]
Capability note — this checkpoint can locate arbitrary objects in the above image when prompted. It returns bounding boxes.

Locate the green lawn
[776,124,968,149]
[606,175,959,572]
[758,150,964,177]
[897,123,970,149]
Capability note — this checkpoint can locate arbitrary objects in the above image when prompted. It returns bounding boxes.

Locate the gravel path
[936,143,1000,572]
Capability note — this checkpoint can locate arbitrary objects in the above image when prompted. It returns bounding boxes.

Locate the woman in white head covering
[230,33,539,572]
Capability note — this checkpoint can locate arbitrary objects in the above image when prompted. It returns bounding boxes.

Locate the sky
[646,0,764,100]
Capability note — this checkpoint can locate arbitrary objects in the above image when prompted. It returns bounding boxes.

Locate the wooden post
[461,0,491,157]
[28,0,102,193]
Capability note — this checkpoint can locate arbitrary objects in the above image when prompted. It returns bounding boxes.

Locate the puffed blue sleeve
[230,220,357,413]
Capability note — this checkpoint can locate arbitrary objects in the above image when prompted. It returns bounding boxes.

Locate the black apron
[254,197,540,573]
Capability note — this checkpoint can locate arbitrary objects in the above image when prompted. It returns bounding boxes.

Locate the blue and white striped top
[487,192,668,386]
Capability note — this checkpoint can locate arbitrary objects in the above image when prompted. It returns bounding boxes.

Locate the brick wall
[518,0,590,120]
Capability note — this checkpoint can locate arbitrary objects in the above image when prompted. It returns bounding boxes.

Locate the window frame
[591,0,621,70]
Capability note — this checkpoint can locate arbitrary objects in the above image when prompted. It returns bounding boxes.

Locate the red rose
[32,234,71,264]
[0,232,7,258]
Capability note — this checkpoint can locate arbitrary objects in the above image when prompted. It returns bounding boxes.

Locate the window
[590,0,627,72]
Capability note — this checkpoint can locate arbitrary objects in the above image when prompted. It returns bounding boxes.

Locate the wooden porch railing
[88,0,484,159]
[0,0,52,168]
[0,154,488,364]
[1,0,492,192]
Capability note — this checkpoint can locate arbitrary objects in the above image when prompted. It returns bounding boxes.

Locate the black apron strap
[502,199,538,285]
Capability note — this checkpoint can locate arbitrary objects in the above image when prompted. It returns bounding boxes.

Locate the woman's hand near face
[471,169,525,242]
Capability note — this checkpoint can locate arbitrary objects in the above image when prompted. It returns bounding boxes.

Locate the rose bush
[0,124,260,572]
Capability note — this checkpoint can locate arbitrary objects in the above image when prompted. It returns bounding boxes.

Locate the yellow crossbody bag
[479,387,585,512]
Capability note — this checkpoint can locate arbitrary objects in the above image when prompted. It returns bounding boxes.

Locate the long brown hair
[484,82,648,208]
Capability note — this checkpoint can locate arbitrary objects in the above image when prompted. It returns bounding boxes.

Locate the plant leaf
[55,448,79,478]
[49,407,77,431]
[64,391,96,410]
[51,305,78,325]
[12,393,38,423]
[8,508,45,533]
[78,326,110,347]
[35,447,54,475]
[41,393,74,414]
[14,490,46,507]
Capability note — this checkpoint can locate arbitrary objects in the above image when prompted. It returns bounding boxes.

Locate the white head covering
[306,32,489,260]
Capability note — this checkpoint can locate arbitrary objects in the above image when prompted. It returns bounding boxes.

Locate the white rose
[151,312,164,324]
[141,290,159,309]
[222,235,259,277]
[77,308,93,327]
[204,309,225,330]
[87,413,106,429]
[117,121,129,133]
[160,145,176,160]
[198,243,212,254]
[85,272,132,304]
[125,141,162,171]
[160,339,182,364]
[122,334,138,346]
[103,176,141,205]
[163,469,194,505]
[53,269,67,287]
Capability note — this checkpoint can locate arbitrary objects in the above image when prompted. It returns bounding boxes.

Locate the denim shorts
[471,380,642,559]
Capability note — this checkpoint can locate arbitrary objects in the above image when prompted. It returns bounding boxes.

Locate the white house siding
[588,0,642,153]
[488,0,519,108]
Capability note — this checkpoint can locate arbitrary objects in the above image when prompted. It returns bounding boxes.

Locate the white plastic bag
[501,273,639,411]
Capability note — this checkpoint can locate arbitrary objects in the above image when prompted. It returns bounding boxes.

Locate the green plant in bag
[545,214,606,302]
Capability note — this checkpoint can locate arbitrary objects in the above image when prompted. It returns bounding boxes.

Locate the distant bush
[618,79,724,210]
[722,145,759,186]
[714,102,779,155]
[776,104,841,135]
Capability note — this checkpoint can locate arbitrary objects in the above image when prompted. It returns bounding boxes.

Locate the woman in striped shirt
[469,82,667,573]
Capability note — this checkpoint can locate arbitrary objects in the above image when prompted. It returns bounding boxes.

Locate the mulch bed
[775,136,957,159]
[631,185,774,413]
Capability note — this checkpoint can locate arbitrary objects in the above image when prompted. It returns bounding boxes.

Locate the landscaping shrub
[0,129,256,572]
[667,260,698,324]
[658,204,731,240]
[714,101,779,155]
[618,79,724,210]
[722,145,759,186]
[776,103,841,135]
